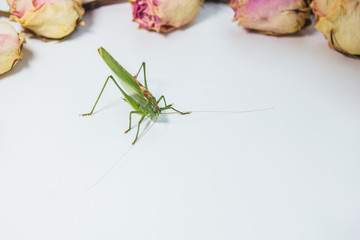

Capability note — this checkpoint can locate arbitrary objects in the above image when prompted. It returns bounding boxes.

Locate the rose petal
[0,21,25,75]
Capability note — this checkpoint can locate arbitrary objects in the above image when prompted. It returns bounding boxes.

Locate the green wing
[98,47,147,106]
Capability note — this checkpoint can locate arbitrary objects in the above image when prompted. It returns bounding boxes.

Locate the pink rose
[129,0,202,33]
[230,0,311,35]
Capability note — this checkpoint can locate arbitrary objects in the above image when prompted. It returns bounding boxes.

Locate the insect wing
[98,47,148,106]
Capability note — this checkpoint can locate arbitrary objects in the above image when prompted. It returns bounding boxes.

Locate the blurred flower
[8,0,84,39]
[0,21,25,75]
[129,0,202,33]
[230,0,311,35]
[315,0,360,56]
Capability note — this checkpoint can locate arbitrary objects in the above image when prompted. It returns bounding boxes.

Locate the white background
[1,1,360,240]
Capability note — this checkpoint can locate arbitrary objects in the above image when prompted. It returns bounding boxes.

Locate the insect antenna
[136,115,159,143]
[85,116,160,190]
[189,107,274,114]
[86,145,134,190]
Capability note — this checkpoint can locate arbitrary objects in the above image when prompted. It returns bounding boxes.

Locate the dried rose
[8,0,84,39]
[129,0,202,33]
[230,0,311,35]
[0,21,25,75]
[311,0,337,18]
[315,0,360,56]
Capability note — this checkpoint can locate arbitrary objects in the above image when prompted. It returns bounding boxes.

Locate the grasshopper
[82,47,191,144]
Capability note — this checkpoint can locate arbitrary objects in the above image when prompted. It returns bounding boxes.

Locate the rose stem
[0,10,10,18]
[82,0,127,11]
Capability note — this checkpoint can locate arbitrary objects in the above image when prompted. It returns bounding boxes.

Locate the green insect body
[82,47,190,144]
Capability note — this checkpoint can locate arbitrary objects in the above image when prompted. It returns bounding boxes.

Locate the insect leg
[81,75,139,116]
[160,105,191,115]
[81,75,116,116]
[134,62,148,90]
[156,95,168,106]
[125,110,143,133]
[132,114,147,144]
[157,95,191,115]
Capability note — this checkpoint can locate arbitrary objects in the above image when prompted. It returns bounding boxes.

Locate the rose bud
[0,21,25,75]
[315,0,360,56]
[311,0,337,18]
[230,0,311,35]
[7,0,84,39]
[129,0,202,33]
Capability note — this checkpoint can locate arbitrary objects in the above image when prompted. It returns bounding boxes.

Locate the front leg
[133,114,147,144]
[157,95,191,115]
[160,105,191,115]
[125,110,143,133]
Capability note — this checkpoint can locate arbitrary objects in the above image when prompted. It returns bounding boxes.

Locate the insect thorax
[142,99,160,119]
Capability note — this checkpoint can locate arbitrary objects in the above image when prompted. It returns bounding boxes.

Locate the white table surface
[1,2,360,240]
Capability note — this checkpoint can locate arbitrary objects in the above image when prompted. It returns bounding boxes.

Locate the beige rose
[315,0,360,56]
[8,0,84,39]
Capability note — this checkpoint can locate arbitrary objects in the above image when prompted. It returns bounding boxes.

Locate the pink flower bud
[230,0,311,35]
[315,0,360,56]
[129,0,202,33]
[0,21,25,75]
[8,0,84,39]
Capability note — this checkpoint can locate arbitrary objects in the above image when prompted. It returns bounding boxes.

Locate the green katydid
[81,47,191,144]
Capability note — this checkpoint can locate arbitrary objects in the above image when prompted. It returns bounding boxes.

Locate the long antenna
[190,107,275,114]
[86,106,273,190]
[86,145,134,190]
[86,116,159,190]
[137,115,159,142]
